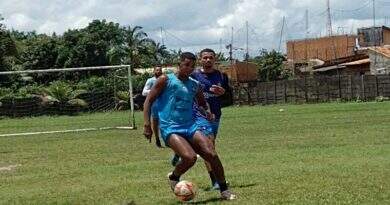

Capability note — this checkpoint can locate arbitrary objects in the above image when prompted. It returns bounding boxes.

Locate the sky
[1,0,389,57]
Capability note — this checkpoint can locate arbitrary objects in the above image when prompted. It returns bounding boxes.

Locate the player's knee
[181,153,197,165]
[203,149,218,162]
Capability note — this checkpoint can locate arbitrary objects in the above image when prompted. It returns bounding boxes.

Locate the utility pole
[305,9,309,61]
[373,0,377,67]
[246,21,249,61]
[373,0,376,29]
[278,16,285,53]
[160,27,165,64]
[326,0,333,36]
[160,27,164,46]
[219,38,223,53]
[229,27,234,64]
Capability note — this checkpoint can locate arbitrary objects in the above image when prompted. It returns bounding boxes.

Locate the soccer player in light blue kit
[172,48,230,190]
[143,52,236,200]
[142,65,163,147]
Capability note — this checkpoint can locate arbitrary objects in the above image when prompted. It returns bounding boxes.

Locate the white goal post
[0,65,137,137]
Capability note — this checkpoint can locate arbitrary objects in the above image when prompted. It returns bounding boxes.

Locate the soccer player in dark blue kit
[172,48,230,190]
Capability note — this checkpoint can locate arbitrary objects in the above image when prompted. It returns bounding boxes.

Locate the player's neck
[201,66,215,74]
[175,72,188,81]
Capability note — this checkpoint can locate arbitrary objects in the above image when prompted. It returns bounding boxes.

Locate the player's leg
[150,103,162,148]
[203,136,218,189]
[190,131,236,200]
[151,117,162,147]
[167,134,198,190]
[197,118,219,189]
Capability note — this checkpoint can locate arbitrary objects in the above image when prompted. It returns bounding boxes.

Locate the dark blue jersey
[191,68,229,120]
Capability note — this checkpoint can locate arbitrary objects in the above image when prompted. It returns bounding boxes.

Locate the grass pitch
[1,102,390,204]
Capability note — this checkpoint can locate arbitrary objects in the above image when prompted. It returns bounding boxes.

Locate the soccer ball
[174,180,196,202]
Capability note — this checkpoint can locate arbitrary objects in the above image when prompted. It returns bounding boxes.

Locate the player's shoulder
[158,74,169,81]
[190,68,202,78]
[188,76,199,85]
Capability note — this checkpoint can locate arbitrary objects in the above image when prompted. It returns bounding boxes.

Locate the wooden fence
[233,74,390,105]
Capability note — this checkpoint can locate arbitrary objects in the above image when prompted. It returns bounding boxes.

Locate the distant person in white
[142,65,163,147]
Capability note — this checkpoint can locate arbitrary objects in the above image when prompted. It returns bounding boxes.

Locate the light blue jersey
[157,73,200,145]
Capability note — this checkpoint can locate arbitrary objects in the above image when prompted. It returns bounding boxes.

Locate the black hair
[180,52,197,62]
[200,48,216,56]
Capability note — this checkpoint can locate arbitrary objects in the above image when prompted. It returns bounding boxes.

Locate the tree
[20,34,59,71]
[122,26,150,68]
[0,15,19,86]
[0,15,17,70]
[146,41,168,62]
[250,49,290,82]
[216,52,227,62]
[57,19,123,68]
[163,49,182,66]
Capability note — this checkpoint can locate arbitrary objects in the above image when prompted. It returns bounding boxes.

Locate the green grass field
[1,102,390,205]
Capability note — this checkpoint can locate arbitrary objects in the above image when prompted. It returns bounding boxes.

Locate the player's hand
[143,124,153,142]
[206,111,215,121]
[210,85,225,96]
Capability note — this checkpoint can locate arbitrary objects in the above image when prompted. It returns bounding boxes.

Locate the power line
[333,0,371,12]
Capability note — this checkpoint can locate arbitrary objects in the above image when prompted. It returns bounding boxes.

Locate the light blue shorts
[160,121,215,147]
[195,117,220,137]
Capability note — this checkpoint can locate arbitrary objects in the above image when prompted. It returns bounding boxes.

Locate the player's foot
[221,190,237,200]
[171,154,180,166]
[206,181,228,191]
[167,172,179,191]
[211,182,220,190]
[155,139,162,148]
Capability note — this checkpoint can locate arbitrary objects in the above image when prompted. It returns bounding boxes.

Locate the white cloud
[0,0,387,54]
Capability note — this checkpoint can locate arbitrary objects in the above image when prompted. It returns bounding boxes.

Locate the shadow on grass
[201,182,257,191]
[187,197,221,204]
[229,183,257,189]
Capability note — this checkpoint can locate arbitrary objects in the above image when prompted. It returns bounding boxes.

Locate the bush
[132,73,151,93]
[77,76,113,93]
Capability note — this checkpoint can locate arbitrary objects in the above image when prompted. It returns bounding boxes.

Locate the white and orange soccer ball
[174,180,196,202]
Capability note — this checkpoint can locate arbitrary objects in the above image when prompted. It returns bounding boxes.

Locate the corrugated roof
[313,65,346,72]
[340,58,370,66]
[368,46,390,58]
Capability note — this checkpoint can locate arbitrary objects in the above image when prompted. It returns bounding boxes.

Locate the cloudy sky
[1,0,389,57]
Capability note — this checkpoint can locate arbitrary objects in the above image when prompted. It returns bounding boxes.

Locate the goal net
[0,65,137,137]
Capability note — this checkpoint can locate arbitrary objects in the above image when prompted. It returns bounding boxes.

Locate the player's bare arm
[143,75,167,140]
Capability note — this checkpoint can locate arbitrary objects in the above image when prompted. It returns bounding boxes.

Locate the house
[368,46,390,74]
[312,46,390,75]
[358,26,390,47]
[312,54,370,75]
[287,35,358,62]
[285,35,358,76]
[218,60,258,82]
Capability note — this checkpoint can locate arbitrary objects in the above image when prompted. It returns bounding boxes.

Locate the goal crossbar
[0,65,131,75]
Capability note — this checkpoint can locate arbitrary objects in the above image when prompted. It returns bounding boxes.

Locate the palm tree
[146,40,168,64]
[122,26,150,68]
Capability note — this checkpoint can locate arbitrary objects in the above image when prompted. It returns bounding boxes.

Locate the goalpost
[0,65,137,137]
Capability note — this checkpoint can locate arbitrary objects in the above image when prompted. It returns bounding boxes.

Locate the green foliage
[19,34,59,71]
[44,81,87,106]
[132,72,151,93]
[0,15,18,83]
[0,87,13,99]
[77,76,113,92]
[250,49,290,82]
